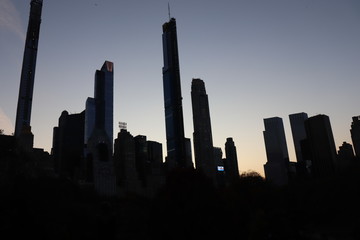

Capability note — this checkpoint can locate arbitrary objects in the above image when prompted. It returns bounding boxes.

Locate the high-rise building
[94,61,114,150]
[305,114,337,178]
[113,129,142,194]
[289,112,308,163]
[191,78,216,179]
[83,61,115,196]
[52,110,85,179]
[224,137,239,180]
[15,0,43,141]
[337,141,355,171]
[263,117,289,185]
[162,18,187,169]
[350,116,360,158]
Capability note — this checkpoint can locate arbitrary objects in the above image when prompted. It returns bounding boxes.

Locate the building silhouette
[305,114,337,178]
[350,116,360,158]
[134,135,148,187]
[263,117,289,186]
[224,137,239,180]
[191,78,216,180]
[162,18,187,169]
[289,112,308,163]
[337,141,355,171]
[83,61,116,196]
[52,110,85,179]
[113,129,142,194]
[14,0,43,148]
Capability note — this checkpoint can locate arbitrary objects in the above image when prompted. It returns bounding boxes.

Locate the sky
[1,0,359,176]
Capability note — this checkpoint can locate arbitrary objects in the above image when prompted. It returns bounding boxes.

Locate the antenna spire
[168,2,171,20]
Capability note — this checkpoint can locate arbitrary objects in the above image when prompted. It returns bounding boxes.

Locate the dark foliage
[0,168,359,240]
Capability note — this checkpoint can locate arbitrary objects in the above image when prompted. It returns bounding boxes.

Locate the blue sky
[1,0,360,175]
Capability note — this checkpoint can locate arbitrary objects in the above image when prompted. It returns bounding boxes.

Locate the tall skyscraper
[350,116,360,158]
[305,114,337,178]
[263,117,289,185]
[191,78,216,179]
[15,0,43,138]
[224,137,239,180]
[84,61,115,196]
[162,18,187,169]
[289,112,308,163]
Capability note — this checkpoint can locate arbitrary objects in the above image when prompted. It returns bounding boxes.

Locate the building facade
[191,78,216,180]
[289,112,308,163]
[162,18,187,169]
[305,114,337,178]
[15,0,43,144]
[224,137,239,180]
[263,117,289,185]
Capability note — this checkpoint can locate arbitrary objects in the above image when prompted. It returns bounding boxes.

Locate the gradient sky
[1,0,359,175]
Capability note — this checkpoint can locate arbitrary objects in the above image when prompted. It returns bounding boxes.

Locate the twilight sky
[1,0,359,175]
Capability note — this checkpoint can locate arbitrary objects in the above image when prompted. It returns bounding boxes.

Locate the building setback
[15,0,43,148]
[162,18,187,169]
[191,78,216,180]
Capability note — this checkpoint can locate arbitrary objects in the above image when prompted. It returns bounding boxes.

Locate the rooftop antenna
[168,2,171,20]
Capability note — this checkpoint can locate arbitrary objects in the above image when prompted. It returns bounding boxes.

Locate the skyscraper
[350,116,360,158]
[84,61,115,196]
[289,112,308,163]
[263,117,289,185]
[191,78,216,179]
[162,18,187,169]
[15,0,43,139]
[224,137,239,180]
[305,114,337,178]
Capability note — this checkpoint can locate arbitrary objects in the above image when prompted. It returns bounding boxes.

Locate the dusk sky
[1,0,359,175]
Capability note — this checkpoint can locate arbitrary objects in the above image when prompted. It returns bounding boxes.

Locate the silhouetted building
[134,135,148,187]
[350,116,360,158]
[147,141,163,170]
[162,18,187,169]
[224,137,239,180]
[113,129,141,194]
[337,141,355,171]
[289,112,308,163]
[52,110,85,179]
[305,114,337,178]
[83,61,116,196]
[14,0,43,150]
[191,78,216,180]
[146,140,165,197]
[263,117,289,186]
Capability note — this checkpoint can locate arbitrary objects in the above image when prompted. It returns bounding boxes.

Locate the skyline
[1,0,360,175]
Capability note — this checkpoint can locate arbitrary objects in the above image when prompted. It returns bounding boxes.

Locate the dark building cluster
[1,1,360,239]
[1,1,240,198]
[263,113,360,185]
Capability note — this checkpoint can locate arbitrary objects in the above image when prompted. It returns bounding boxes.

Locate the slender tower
[15,0,43,137]
[191,78,216,179]
[162,18,187,169]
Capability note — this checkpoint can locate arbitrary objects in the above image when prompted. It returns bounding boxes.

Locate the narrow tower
[15,0,43,138]
[162,18,187,169]
[191,78,216,179]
